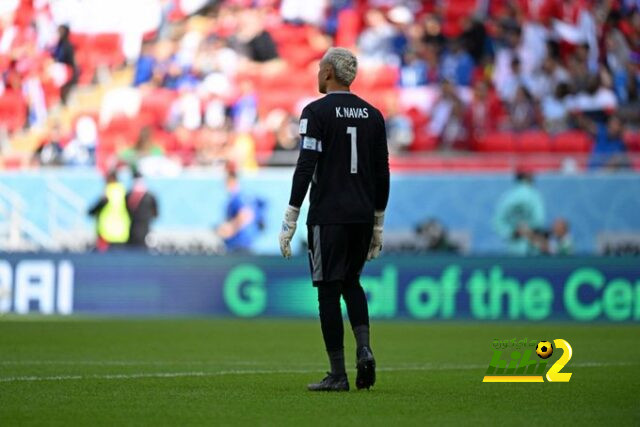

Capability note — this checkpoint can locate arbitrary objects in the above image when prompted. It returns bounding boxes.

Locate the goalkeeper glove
[279,205,300,258]
[367,211,384,261]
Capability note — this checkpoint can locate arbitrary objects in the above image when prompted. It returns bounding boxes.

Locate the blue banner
[0,253,638,321]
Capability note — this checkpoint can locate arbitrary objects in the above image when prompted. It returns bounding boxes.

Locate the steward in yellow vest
[88,171,131,250]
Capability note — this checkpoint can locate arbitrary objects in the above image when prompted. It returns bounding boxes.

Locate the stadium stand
[1,0,640,172]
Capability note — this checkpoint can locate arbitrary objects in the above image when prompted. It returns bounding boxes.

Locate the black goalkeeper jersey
[288,91,390,225]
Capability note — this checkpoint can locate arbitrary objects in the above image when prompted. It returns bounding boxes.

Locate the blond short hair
[321,47,358,86]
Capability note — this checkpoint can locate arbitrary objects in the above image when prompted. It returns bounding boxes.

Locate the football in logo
[536,341,553,359]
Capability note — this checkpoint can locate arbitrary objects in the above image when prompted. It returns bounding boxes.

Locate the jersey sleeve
[298,106,323,153]
[374,112,390,211]
[288,106,322,208]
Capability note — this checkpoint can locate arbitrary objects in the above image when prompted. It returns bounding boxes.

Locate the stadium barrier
[1,170,640,254]
[0,253,638,322]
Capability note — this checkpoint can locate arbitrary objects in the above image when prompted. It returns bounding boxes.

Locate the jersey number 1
[347,126,357,174]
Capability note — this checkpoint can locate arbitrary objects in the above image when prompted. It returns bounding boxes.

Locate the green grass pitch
[1,318,639,426]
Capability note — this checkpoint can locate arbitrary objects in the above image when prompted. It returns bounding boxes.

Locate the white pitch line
[0,361,637,383]
[0,360,270,366]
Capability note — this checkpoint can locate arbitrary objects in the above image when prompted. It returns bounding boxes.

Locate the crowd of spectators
[2,0,640,173]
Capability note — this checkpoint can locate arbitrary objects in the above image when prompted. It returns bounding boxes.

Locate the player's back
[299,92,387,225]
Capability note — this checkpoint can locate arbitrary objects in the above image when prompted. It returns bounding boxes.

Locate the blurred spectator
[421,42,442,84]
[33,121,64,166]
[119,126,181,176]
[578,114,631,170]
[269,110,300,153]
[5,0,640,171]
[387,5,413,55]
[126,170,159,249]
[195,36,239,78]
[566,72,618,114]
[358,8,399,67]
[549,218,573,255]
[227,131,258,171]
[118,126,165,168]
[168,89,202,130]
[566,45,592,94]
[194,124,231,166]
[525,56,569,101]
[541,82,570,133]
[234,8,283,73]
[51,25,76,104]
[493,26,523,99]
[508,86,538,131]
[133,42,156,87]
[100,87,142,126]
[441,38,475,86]
[497,58,524,103]
[216,167,263,253]
[605,25,631,100]
[280,0,327,26]
[460,15,490,64]
[467,80,504,142]
[400,50,428,87]
[385,95,413,153]
[429,80,468,150]
[415,219,460,253]
[231,80,258,132]
[421,14,445,50]
[494,171,546,255]
[22,69,47,129]
[527,228,552,255]
[88,170,131,252]
[62,115,98,166]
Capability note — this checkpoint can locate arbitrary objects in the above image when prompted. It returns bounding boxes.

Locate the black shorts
[307,223,373,286]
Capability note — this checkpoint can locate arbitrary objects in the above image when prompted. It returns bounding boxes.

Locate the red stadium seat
[69,33,95,84]
[515,131,552,152]
[351,65,399,90]
[410,131,438,152]
[335,9,360,48]
[474,132,514,152]
[168,1,187,22]
[552,131,591,153]
[252,129,276,156]
[353,88,397,115]
[1,154,24,169]
[90,33,124,68]
[103,114,142,143]
[623,131,640,152]
[69,33,90,50]
[41,79,61,108]
[0,91,27,132]
[151,129,178,152]
[269,24,308,45]
[140,89,179,126]
[441,0,476,37]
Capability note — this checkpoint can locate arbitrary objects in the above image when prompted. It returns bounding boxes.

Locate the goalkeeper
[279,48,390,392]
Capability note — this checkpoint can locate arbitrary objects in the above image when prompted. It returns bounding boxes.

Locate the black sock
[353,325,370,350]
[342,280,370,351]
[327,349,346,375]
[317,282,345,375]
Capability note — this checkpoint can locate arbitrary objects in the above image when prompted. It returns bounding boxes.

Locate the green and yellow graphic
[483,339,573,383]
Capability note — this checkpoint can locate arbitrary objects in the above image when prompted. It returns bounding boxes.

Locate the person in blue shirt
[587,115,630,170]
[440,38,475,86]
[133,42,156,87]
[217,169,261,253]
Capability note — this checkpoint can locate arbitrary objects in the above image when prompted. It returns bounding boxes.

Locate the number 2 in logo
[546,339,573,382]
